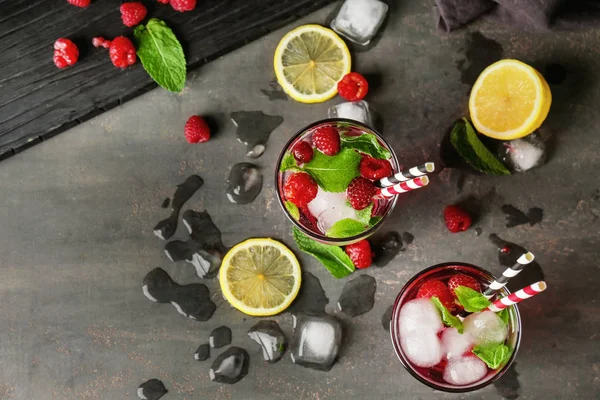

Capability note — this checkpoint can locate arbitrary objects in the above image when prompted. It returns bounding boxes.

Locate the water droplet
[231,111,283,158]
[226,163,263,204]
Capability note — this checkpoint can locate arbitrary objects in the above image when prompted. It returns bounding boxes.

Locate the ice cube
[307,188,358,233]
[331,0,389,45]
[209,347,249,384]
[401,330,443,368]
[247,320,287,363]
[441,328,475,360]
[328,101,372,126]
[137,379,167,400]
[463,311,508,346]
[443,356,488,385]
[290,314,342,371]
[501,132,547,172]
[398,298,444,337]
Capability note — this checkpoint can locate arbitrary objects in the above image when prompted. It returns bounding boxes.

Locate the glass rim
[389,262,522,393]
[274,118,400,244]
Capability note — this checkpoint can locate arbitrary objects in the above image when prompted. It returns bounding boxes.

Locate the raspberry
[444,205,472,233]
[157,0,170,3]
[345,240,373,269]
[67,0,91,7]
[108,37,136,68]
[92,37,110,49]
[337,72,369,102]
[416,280,455,311]
[312,126,340,156]
[447,274,481,299]
[360,155,393,180]
[284,173,318,208]
[292,141,313,164]
[170,0,196,11]
[53,38,79,69]
[347,177,376,210]
[184,116,211,144]
[120,2,147,27]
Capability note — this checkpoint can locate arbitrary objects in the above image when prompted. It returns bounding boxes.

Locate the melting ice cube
[209,347,249,384]
[501,132,547,172]
[398,298,444,337]
[463,311,508,346]
[307,188,358,233]
[443,356,488,385]
[290,314,342,371]
[331,0,389,45]
[247,320,287,363]
[441,327,475,360]
[401,330,443,368]
[226,163,263,204]
[328,100,372,126]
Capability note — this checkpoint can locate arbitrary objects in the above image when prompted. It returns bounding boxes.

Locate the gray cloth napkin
[435,0,600,32]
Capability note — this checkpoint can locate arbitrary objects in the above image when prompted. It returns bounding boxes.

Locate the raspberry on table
[337,72,369,102]
[292,141,313,164]
[416,280,455,311]
[347,177,376,210]
[284,172,318,208]
[170,0,196,11]
[444,205,472,233]
[108,37,136,68]
[157,0,170,3]
[345,240,373,269]
[184,116,211,144]
[92,37,110,49]
[360,155,392,180]
[67,0,91,8]
[53,38,79,69]
[447,274,481,299]
[312,126,340,156]
[120,2,147,27]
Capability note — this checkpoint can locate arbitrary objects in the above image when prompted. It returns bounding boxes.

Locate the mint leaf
[450,118,511,176]
[292,227,355,278]
[472,343,513,369]
[279,153,299,172]
[134,19,186,92]
[326,218,366,238]
[454,285,491,312]
[369,216,382,227]
[355,203,373,225]
[498,308,510,326]
[304,149,361,192]
[340,133,391,159]
[431,297,464,333]
[285,201,300,220]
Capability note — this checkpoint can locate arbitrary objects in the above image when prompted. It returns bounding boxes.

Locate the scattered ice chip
[137,379,167,400]
[463,311,508,346]
[226,163,263,204]
[401,330,443,368]
[194,343,210,361]
[398,298,444,337]
[331,0,389,45]
[328,100,372,126]
[247,320,287,363]
[441,328,475,360]
[501,132,547,172]
[290,314,342,371]
[210,326,232,349]
[209,347,249,384]
[307,188,359,233]
[443,356,488,385]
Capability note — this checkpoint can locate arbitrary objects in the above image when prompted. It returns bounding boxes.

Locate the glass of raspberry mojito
[275,119,400,245]
[390,263,521,392]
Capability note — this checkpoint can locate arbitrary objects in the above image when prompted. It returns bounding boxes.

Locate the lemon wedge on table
[469,59,552,140]
[274,24,351,103]
[220,239,301,316]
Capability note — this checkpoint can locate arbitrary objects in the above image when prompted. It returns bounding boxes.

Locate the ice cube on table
[307,188,359,233]
[290,314,342,371]
[398,298,444,337]
[441,328,475,360]
[443,356,488,385]
[501,132,547,172]
[247,320,287,363]
[401,330,443,368]
[328,100,372,126]
[209,347,250,384]
[331,0,389,45]
[463,311,508,346]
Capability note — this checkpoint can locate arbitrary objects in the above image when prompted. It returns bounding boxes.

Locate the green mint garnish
[279,153,299,172]
[340,133,391,160]
[450,118,511,176]
[454,285,491,312]
[284,201,300,220]
[355,203,374,226]
[303,149,361,192]
[326,218,366,238]
[497,308,510,326]
[292,227,355,278]
[431,297,464,333]
[472,343,513,369]
[368,216,382,227]
[134,19,186,92]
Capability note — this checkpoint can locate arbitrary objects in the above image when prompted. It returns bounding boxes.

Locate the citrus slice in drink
[469,59,552,140]
[220,238,301,316]
[274,24,351,103]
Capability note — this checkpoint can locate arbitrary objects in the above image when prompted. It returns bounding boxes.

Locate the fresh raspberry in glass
[284,172,318,208]
[347,177,376,210]
[360,155,392,180]
[312,126,340,156]
[337,72,369,102]
[416,280,455,311]
[292,141,313,164]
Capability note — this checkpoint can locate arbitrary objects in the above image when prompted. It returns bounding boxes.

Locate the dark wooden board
[0,0,335,161]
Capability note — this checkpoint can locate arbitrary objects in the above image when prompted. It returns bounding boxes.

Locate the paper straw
[376,176,429,198]
[380,162,435,187]
[483,252,535,299]
[487,281,547,312]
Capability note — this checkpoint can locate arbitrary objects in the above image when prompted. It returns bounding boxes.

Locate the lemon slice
[469,59,552,140]
[220,238,301,316]
[274,24,351,103]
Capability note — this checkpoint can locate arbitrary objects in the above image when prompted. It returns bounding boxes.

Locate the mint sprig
[326,218,366,238]
[279,153,299,172]
[355,203,373,225]
[450,118,511,176]
[292,227,355,278]
[340,133,391,159]
[285,201,300,220]
[134,19,186,92]
[472,343,513,369]
[454,285,491,312]
[497,308,510,326]
[431,297,464,333]
[303,149,361,192]
[368,216,382,227]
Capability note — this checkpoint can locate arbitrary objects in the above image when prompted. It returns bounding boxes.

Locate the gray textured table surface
[1,2,599,399]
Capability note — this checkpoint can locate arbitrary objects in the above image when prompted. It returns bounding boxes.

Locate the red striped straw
[376,176,429,198]
[380,162,435,187]
[487,281,547,312]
